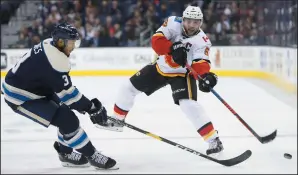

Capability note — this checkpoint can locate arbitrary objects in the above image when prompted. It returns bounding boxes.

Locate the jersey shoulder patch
[166,16,182,32]
[42,39,70,73]
[162,16,181,27]
[174,16,182,23]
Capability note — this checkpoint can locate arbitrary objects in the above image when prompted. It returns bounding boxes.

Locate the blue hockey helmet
[51,22,81,48]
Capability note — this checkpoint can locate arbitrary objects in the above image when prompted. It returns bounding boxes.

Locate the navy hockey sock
[58,127,95,156]
[57,130,73,153]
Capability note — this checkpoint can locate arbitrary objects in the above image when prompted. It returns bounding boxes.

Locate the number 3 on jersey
[62,75,70,86]
[12,43,43,74]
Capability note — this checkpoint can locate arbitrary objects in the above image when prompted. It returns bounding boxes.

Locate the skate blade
[95,124,123,132]
[95,166,119,170]
[61,162,90,168]
[207,150,224,159]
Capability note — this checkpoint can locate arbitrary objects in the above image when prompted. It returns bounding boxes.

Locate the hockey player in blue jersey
[2,22,116,170]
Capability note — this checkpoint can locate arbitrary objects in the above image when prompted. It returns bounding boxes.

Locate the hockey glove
[87,98,108,125]
[198,72,218,93]
[170,41,187,67]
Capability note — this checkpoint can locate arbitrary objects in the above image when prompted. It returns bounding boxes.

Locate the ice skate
[206,137,224,155]
[53,141,89,167]
[95,116,124,132]
[86,150,118,170]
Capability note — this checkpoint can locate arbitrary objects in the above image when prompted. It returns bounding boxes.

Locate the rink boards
[1,46,296,94]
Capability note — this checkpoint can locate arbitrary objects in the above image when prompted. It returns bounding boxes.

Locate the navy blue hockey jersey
[2,38,92,112]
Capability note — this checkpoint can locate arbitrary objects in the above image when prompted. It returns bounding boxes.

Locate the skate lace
[91,152,108,165]
[67,152,82,161]
[208,139,219,149]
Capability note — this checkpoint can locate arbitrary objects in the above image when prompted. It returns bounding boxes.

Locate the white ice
[1,77,297,174]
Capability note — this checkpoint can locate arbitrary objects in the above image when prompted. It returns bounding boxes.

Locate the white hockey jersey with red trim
[154,16,212,76]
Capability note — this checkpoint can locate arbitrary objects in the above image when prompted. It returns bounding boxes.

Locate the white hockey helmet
[183,6,204,21]
[182,6,203,37]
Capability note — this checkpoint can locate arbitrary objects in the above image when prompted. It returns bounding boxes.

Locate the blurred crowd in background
[1,0,297,48]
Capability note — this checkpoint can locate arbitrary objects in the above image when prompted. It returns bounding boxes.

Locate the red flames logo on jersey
[165,55,180,68]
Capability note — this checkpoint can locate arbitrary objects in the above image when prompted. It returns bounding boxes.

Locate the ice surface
[1,77,297,174]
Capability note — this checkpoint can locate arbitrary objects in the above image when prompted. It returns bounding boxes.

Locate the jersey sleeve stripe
[2,92,24,105]
[152,33,164,37]
[3,82,46,99]
[57,86,83,105]
[155,31,165,34]
[64,93,82,106]
[192,59,211,64]
[192,60,209,65]
[2,82,45,105]
[56,86,76,98]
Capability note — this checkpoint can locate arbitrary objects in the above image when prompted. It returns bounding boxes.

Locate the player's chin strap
[185,63,277,144]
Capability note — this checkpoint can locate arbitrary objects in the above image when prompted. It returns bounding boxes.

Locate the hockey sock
[58,127,95,156]
[113,80,141,119]
[197,122,218,142]
[179,99,218,142]
[113,104,129,119]
[57,130,73,153]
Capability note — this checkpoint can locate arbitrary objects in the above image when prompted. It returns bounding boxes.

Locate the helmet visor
[74,39,81,48]
[66,38,81,49]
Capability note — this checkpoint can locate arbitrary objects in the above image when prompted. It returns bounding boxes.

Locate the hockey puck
[284,153,292,159]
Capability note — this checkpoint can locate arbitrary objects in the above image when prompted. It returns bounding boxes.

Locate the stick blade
[218,150,252,167]
[259,130,277,144]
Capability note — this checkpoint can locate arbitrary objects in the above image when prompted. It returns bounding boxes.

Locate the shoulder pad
[42,39,71,73]
[163,16,182,32]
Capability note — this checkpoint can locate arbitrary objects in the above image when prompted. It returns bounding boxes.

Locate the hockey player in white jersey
[99,6,224,155]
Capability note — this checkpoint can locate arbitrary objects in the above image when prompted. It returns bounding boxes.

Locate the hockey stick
[107,116,252,167]
[185,63,277,144]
